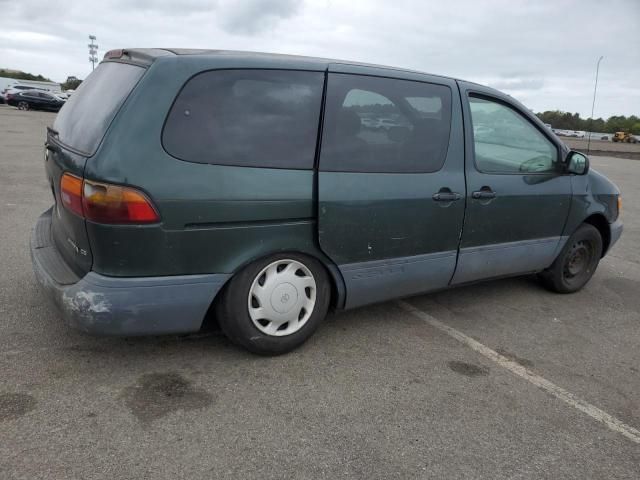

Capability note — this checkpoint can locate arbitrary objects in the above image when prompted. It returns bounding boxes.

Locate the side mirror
[566,151,589,175]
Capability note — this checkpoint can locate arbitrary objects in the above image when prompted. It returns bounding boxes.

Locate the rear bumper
[30,208,230,336]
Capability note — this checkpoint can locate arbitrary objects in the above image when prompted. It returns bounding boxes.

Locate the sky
[1,0,639,118]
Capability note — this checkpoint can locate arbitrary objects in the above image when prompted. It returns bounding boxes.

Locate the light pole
[88,35,98,71]
[587,55,604,154]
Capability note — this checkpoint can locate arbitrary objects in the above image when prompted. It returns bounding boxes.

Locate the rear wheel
[216,253,331,355]
[17,101,29,111]
[539,223,602,293]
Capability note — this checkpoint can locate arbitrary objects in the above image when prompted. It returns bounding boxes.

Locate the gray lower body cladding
[451,236,567,285]
[339,251,457,309]
[31,209,229,336]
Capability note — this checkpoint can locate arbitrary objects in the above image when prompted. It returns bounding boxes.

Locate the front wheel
[216,254,331,355]
[538,223,602,293]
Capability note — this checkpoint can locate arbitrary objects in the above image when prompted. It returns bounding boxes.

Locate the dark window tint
[53,62,144,155]
[163,70,324,169]
[320,74,452,173]
[469,96,558,174]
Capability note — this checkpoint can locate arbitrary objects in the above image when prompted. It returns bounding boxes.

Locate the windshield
[53,61,144,155]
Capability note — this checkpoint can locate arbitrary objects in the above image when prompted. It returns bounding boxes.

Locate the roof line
[122,48,463,82]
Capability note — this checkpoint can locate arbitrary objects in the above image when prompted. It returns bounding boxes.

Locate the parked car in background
[1,84,44,103]
[7,90,65,111]
[3,85,43,102]
[31,48,623,355]
[361,117,380,129]
[378,118,398,130]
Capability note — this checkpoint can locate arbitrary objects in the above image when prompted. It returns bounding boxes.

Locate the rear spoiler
[102,48,174,67]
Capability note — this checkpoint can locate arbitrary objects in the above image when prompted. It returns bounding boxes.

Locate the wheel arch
[583,213,610,257]
[199,248,346,331]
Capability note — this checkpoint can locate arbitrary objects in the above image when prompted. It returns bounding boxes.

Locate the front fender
[563,169,621,253]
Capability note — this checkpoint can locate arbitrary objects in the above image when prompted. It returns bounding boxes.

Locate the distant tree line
[61,76,82,91]
[536,110,640,134]
[0,69,52,82]
[1,69,83,91]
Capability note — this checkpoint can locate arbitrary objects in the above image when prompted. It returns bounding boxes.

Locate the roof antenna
[587,56,604,155]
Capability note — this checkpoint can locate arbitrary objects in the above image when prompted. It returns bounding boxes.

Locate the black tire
[216,253,331,355]
[538,223,602,293]
[18,101,29,111]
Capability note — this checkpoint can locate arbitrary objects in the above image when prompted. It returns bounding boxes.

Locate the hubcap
[248,259,317,337]
[564,240,592,279]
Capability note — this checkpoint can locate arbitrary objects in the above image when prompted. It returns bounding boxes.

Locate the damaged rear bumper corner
[30,208,230,336]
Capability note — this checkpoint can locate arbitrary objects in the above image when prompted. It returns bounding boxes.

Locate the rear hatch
[46,61,146,277]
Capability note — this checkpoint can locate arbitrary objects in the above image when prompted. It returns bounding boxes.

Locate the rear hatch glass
[53,61,145,155]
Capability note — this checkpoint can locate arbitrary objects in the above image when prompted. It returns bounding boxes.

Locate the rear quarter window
[53,62,145,155]
[162,70,324,169]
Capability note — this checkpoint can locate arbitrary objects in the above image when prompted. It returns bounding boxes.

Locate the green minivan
[31,48,623,354]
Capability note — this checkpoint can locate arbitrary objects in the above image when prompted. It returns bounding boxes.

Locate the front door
[452,82,572,284]
[318,66,466,308]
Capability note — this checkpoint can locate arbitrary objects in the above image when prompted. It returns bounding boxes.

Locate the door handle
[471,188,496,200]
[432,190,462,202]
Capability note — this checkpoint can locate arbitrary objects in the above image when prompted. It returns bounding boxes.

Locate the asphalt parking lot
[1,105,639,479]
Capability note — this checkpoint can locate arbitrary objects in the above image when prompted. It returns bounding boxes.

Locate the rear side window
[320,74,452,173]
[163,70,324,169]
[53,62,145,155]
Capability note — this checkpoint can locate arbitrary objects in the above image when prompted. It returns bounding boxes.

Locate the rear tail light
[83,180,159,224]
[60,173,83,217]
[60,173,159,224]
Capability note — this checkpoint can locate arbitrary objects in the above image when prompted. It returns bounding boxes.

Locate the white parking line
[396,300,640,445]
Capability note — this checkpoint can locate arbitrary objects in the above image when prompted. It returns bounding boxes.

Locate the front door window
[469,96,558,174]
